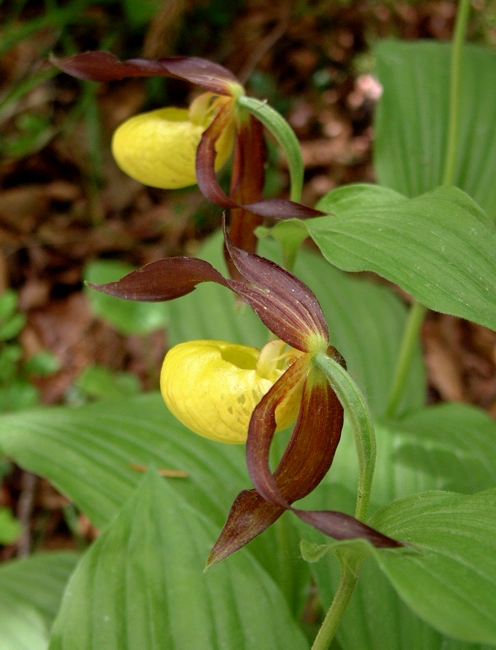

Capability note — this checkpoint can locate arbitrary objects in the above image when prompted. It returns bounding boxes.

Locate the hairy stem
[236,95,304,202]
[314,352,376,523]
[310,559,360,650]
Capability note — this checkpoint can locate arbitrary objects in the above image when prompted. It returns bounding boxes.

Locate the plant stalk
[310,559,360,650]
[443,0,472,186]
[384,301,427,418]
[236,95,304,203]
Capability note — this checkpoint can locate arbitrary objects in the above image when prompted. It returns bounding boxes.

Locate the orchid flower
[161,338,304,444]
[51,52,321,265]
[89,223,401,563]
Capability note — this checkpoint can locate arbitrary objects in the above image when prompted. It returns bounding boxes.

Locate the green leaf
[389,402,496,495]
[0,380,39,413]
[0,552,79,650]
[0,343,23,369]
[0,506,22,543]
[24,351,61,376]
[0,394,246,531]
[0,394,309,615]
[0,290,18,321]
[298,402,496,647]
[301,402,496,525]
[122,0,162,27]
[0,312,26,340]
[388,404,493,507]
[369,489,496,643]
[369,403,496,511]
[316,183,407,215]
[374,41,496,219]
[49,471,309,650]
[309,547,491,650]
[75,364,141,400]
[84,260,170,336]
[305,184,496,331]
[171,231,425,415]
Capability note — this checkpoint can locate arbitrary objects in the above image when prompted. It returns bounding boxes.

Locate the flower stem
[310,558,360,650]
[443,0,471,186]
[236,95,304,203]
[314,352,376,523]
[384,301,427,418]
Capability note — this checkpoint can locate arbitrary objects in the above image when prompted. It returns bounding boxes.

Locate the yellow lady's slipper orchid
[89,217,400,562]
[52,50,322,268]
[111,93,235,189]
[58,52,399,562]
[160,339,303,444]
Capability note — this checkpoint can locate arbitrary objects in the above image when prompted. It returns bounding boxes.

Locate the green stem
[314,352,376,522]
[236,95,304,203]
[442,0,471,186]
[384,301,427,418]
[310,559,360,650]
[385,0,471,418]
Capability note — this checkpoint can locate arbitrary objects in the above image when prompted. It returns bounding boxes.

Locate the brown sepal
[227,115,265,276]
[246,365,342,509]
[196,105,239,210]
[208,363,402,563]
[51,52,238,94]
[294,509,402,549]
[206,489,284,567]
[224,224,328,350]
[88,257,228,302]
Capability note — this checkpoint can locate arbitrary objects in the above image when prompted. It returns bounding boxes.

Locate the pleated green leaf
[305,184,496,331]
[316,402,496,517]
[310,546,492,650]
[374,40,496,220]
[0,394,247,531]
[369,489,496,644]
[170,231,425,415]
[0,394,309,617]
[0,552,79,650]
[49,471,309,650]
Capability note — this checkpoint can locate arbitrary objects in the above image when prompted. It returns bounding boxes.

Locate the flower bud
[111,94,234,189]
[160,339,303,443]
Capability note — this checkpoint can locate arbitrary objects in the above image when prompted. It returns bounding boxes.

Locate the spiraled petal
[247,364,342,508]
[195,108,325,221]
[227,114,265,273]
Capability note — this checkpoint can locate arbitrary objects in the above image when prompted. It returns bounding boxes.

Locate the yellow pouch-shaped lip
[111,104,234,189]
[160,340,302,444]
